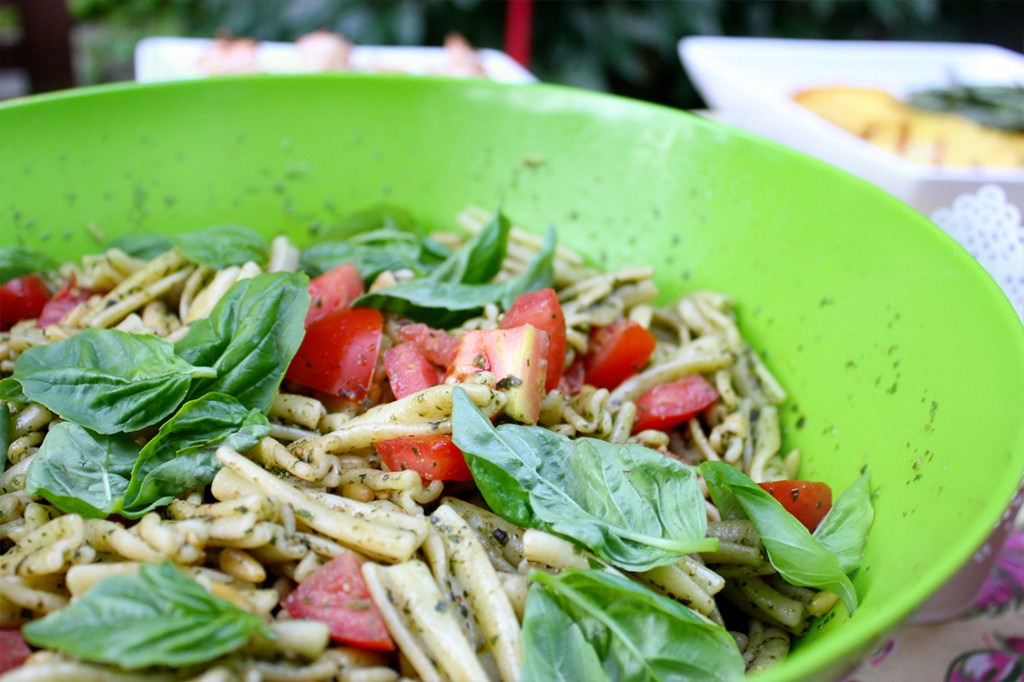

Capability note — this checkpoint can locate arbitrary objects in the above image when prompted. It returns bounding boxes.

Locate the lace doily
[930,185,1024,320]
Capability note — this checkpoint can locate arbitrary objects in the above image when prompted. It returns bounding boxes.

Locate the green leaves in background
[22,561,271,669]
[0,245,57,284]
[173,225,269,269]
[522,569,745,682]
[452,387,716,572]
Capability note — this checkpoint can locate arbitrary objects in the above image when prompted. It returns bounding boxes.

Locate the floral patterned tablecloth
[843,528,1024,682]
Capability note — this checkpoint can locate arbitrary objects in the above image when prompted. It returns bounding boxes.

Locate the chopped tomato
[499,288,567,391]
[445,325,548,424]
[0,275,50,330]
[375,434,472,482]
[758,480,833,532]
[384,342,441,399]
[37,274,93,328]
[306,262,365,327]
[398,322,459,366]
[559,355,586,396]
[583,320,657,390]
[0,629,32,674]
[286,307,383,400]
[633,375,720,433]
[282,552,394,651]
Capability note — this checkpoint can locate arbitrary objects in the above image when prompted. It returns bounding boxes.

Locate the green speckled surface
[2,75,1022,682]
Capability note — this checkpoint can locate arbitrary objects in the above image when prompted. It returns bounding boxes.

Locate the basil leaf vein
[22,562,271,669]
[523,569,745,682]
[700,461,859,612]
[452,387,716,571]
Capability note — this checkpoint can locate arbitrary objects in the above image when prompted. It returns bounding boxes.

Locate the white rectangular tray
[679,36,1024,215]
[136,36,537,86]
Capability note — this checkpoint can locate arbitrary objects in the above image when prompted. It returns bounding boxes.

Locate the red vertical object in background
[504,0,534,69]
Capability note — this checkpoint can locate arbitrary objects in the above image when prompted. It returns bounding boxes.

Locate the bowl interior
[2,75,1022,682]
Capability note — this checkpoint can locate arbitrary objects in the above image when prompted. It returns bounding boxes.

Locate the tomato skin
[559,355,586,396]
[0,275,50,330]
[398,322,459,366]
[375,434,472,482]
[286,307,383,400]
[632,375,720,433]
[583,320,657,390]
[384,342,441,399]
[758,480,833,532]
[306,262,365,327]
[0,629,32,673]
[499,288,567,391]
[282,553,394,651]
[37,274,93,328]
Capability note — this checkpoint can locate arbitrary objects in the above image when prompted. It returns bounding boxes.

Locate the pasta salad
[0,206,873,681]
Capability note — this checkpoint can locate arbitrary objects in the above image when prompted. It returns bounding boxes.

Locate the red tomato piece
[398,322,459,366]
[306,262,365,327]
[282,552,394,651]
[499,288,567,391]
[37,274,93,328]
[0,629,32,674]
[559,355,586,396]
[375,434,472,482]
[384,342,441,399]
[286,307,383,400]
[632,374,720,433]
[758,480,834,532]
[583,320,657,390]
[0,275,50,331]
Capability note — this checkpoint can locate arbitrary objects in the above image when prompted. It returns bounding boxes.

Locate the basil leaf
[813,473,874,574]
[121,393,271,517]
[301,235,443,282]
[12,329,210,434]
[429,209,510,284]
[321,203,420,239]
[521,584,606,682]
[0,377,26,403]
[23,561,270,669]
[452,387,716,571]
[700,461,858,612]
[25,422,138,517]
[0,404,12,472]
[175,272,309,413]
[174,225,268,269]
[353,226,555,327]
[0,246,57,284]
[104,234,175,261]
[524,569,745,682]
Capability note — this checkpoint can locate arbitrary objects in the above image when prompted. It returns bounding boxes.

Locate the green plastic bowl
[2,75,1022,681]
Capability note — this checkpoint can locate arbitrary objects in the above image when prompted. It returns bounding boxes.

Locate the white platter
[679,36,1024,215]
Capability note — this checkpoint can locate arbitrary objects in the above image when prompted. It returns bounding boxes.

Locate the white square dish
[135,36,537,86]
[679,36,1024,215]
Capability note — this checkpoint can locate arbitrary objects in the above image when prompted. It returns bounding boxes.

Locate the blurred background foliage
[68,0,1023,109]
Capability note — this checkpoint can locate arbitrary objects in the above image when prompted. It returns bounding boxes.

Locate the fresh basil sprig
[175,271,309,413]
[26,393,269,518]
[9,329,214,434]
[700,461,859,613]
[0,245,57,284]
[355,219,556,328]
[428,210,510,284]
[813,472,873,574]
[301,227,452,282]
[452,387,716,571]
[522,569,745,682]
[174,225,269,269]
[22,562,271,669]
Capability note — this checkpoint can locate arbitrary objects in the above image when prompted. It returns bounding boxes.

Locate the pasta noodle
[0,206,842,681]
